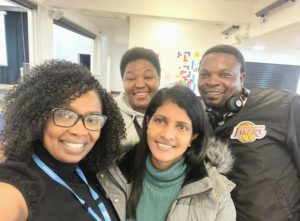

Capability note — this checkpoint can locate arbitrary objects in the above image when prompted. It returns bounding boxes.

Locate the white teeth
[206,92,222,95]
[157,142,173,151]
[63,141,84,149]
[135,92,147,97]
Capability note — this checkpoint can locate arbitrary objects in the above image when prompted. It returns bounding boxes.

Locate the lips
[134,91,148,97]
[203,90,224,100]
[204,90,224,95]
[207,92,222,95]
[61,141,86,153]
[156,141,175,151]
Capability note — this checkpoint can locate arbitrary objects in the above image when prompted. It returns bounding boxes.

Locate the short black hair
[120,47,161,78]
[201,44,246,73]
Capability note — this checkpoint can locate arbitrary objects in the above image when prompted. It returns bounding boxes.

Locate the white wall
[241,49,300,66]
[124,16,223,94]
[42,0,254,24]
[110,42,128,92]
[27,0,300,94]
[53,25,94,63]
[98,36,128,92]
[105,14,300,94]
[250,0,300,38]
[29,4,101,74]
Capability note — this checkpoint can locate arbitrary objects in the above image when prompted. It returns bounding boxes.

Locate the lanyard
[32,154,111,221]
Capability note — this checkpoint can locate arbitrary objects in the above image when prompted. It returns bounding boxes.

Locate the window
[245,62,300,94]
[53,18,95,70]
[0,11,7,66]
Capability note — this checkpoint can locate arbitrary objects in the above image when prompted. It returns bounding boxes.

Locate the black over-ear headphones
[206,88,248,128]
[227,87,249,113]
[206,107,223,129]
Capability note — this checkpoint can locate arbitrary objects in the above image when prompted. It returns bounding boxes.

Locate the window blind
[244,62,300,93]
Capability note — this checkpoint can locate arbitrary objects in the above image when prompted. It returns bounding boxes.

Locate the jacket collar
[117,137,233,185]
[118,153,208,185]
[115,93,144,117]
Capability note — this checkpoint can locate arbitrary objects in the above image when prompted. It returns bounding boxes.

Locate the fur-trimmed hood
[98,139,236,221]
[116,136,234,185]
[205,137,234,174]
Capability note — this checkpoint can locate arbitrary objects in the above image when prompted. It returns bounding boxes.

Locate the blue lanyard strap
[32,154,111,221]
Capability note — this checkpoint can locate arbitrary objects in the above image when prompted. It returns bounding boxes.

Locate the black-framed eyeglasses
[52,108,107,131]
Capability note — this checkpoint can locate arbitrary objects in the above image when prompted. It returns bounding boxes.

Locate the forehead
[200,52,240,69]
[125,59,156,71]
[154,101,191,121]
[67,90,102,112]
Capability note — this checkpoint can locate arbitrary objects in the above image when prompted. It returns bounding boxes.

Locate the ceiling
[69,0,300,56]
[2,0,300,58]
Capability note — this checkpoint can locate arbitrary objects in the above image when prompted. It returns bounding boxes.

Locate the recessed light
[252,44,266,50]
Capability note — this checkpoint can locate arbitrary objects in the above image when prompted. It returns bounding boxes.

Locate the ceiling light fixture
[221,25,239,39]
[255,0,295,18]
[252,44,266,50]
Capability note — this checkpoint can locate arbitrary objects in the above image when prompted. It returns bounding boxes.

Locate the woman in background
[116,47,161,154]
[0,60,125,221]
[99,85,236,221]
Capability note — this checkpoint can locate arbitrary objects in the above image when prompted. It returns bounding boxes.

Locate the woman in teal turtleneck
[98,85,236,221]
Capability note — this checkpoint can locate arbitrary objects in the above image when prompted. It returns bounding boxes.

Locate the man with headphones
[198,44,300,221]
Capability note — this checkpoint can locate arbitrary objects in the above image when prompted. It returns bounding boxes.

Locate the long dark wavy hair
[3,60,126,171]
[127,85,208,218]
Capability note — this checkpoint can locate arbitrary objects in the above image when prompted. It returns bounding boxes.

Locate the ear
[191,133,198,141]
[188,133,199,147]
[240,72,246,85]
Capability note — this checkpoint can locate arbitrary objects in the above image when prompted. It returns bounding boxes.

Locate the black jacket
[210,88,300,221]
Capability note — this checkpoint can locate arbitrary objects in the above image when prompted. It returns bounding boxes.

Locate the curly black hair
[120,47,161,78]
[3,60,126,171]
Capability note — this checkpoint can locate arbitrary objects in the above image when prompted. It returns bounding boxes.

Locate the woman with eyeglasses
[0,60,125,221]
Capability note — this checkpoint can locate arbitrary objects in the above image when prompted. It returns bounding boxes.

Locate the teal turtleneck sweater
[129,155,186,221]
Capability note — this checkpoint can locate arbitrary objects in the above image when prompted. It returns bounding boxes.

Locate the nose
[160,125,176,140]
[135,77,146,88]
[68,118,89,135]
[206,74,221,86]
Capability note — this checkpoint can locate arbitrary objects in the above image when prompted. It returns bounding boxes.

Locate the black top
[0,146,120,221]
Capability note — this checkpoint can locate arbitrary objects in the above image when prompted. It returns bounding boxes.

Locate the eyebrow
[61,106,102,115]
[154,114,192,126]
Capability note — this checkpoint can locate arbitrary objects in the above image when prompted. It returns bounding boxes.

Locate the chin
[205,101,223,109]
[59,155,84,164]
[134,104,147,111]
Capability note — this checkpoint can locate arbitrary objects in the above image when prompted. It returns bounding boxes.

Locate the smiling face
[147,101,198,170]
[123,59,160,113]
[42,90,102,163]
[198,52,245,111]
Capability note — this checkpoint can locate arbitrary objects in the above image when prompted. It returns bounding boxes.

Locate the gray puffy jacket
[97,138,236,221]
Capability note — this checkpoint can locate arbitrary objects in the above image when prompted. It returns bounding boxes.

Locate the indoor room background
[0,0,300,96]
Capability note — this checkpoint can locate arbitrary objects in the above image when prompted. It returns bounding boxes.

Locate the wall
[27,0,300,94]
[53,24,94,63]
[104,14,300,94]
[98,18,129,92]
[121,16,223,94]
[29,4,101,74]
